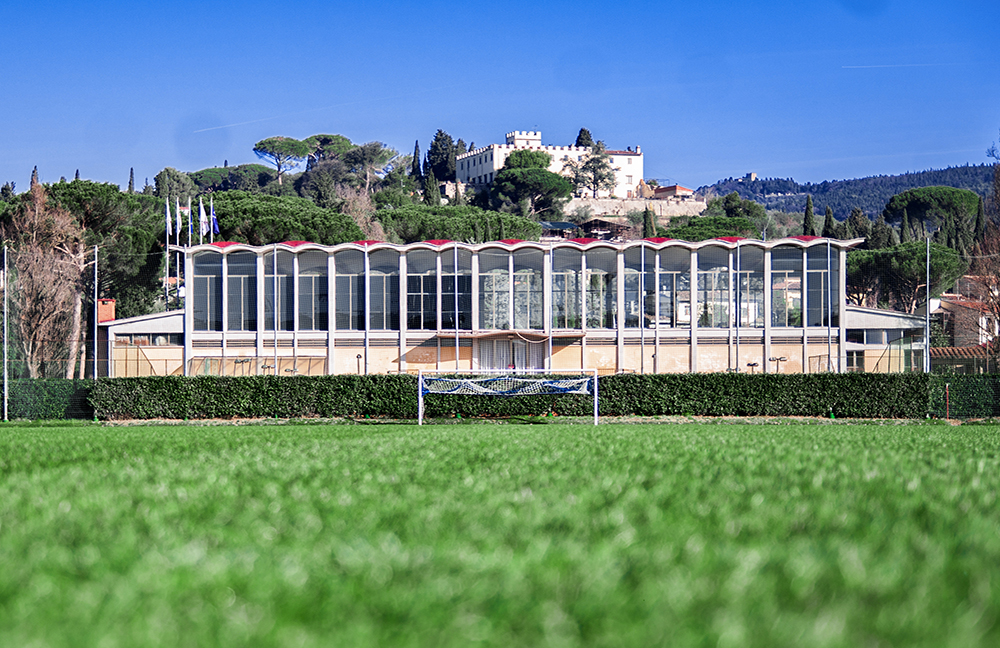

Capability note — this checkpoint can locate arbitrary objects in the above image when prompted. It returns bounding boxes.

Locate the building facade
[97,236,884,378]
[456,131,644,198]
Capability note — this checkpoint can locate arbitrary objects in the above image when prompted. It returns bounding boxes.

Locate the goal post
[417,369,599,426]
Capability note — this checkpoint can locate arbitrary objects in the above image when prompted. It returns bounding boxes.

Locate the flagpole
[187,197,192,247]
[165,198,171,306]
[210,195,215,243]
[199,197,205,245]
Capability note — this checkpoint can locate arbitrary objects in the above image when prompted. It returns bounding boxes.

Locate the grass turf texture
[1,422,999,647]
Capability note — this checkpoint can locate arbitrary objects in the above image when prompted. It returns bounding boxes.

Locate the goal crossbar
[417,369,598,425]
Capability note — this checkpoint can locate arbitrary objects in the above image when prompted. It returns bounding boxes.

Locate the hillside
[698,164,994,219]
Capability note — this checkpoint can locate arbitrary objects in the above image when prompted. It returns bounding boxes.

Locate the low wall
[567,197,706,219]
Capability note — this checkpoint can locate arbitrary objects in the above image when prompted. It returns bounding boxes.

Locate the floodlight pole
[418,370,425,425]
[925,234,931,373]
[3,245,7,421]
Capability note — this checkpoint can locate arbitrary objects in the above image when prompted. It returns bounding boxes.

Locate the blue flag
[210,196,219,235]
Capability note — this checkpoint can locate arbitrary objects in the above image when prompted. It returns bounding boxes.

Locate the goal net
[417,369,599,425]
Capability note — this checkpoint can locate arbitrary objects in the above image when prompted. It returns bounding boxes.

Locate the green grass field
[2,420,999,647]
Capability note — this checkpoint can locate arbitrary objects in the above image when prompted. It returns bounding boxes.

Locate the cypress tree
[821,206,837,238]
[803,195,816,236]
[900,208,911,243]
[128,167,135,194]
[411,141,422,187]
[575,128,595,148]
[452,182,465,206]
[423,168,441,206]
[30,166,38,187]
[643,206,657,238]
[74,169,80,181]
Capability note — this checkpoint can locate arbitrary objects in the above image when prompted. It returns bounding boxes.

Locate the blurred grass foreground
[1,421,999,647]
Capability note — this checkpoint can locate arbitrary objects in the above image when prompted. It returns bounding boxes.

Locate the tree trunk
[65,288,83,379]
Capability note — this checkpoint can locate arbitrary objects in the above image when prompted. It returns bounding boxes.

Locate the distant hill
[698,164,994,220]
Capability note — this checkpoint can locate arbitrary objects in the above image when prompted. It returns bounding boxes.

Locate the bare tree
[336,184,385,240]
[2,185,81,377]
[968,230,1000,366]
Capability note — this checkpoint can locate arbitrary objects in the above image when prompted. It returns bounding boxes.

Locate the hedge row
[9,373,994,421]
[3,379,94,420]
[73,372,936,421]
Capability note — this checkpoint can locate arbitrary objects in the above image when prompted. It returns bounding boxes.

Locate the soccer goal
[417,369,599,426]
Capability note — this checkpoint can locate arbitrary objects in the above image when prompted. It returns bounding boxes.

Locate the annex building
[99,235,926,378]
[456,131,644,198]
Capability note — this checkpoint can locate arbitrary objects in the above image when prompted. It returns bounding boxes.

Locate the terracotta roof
[930,345,990,359]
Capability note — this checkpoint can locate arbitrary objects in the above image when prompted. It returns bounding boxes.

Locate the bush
[5,379,94,420]
[86,373,934,421]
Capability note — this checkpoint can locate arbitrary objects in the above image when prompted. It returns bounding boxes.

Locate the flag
[199,197,209,237]
[175,197,181,244]
[165,198,172,237]
[186,198,193,245]
[177,203,192,246]
[210,196,220,235]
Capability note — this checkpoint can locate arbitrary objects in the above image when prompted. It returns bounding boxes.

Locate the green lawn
[1,421,999,647]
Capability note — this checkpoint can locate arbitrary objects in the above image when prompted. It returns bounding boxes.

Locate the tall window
[193,252,222,331]
[264,251,294,331]
[624,246,654,328]
[479,248,509,330]
[697,246,730,328]
[771,246,802,327]
[735,246,764,328]
[335,250,364,330]
[226,252,257,331]
[657,248,690,328]
[586,248,617,329]
[552,248,582,329]
[369,250,399,331]
[407,250,437,330]
[298,251,328,331]
[513,249,543,329]
[441,248,472,330]
[807,245,839,327]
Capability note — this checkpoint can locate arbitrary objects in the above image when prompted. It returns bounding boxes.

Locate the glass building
[179,237,855,376]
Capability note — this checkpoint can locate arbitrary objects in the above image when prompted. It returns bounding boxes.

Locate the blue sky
[2,0,997,193]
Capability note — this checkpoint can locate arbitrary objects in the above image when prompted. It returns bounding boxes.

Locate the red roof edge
[353,240,383,246]
[788,235,824,242]
[716,236,747,243]
[210,241,241,248]
[283,240,312,247]
[643,237,673,243]
[423,239,453,246]
[498,239,525,245]
[567,237,600,245]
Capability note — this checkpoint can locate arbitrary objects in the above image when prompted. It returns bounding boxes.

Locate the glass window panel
[442,249,472,330]
[513,250,543,330]
[586,248,616,329]
[735,246,764,328]
[656,248,690,328]
[298,251,328,331]
[193,253,222,331]
[264,251,294,331]
[335,251,365,330]
[552,249,582,329]
[697,247,729,328]
[226,252,257,331]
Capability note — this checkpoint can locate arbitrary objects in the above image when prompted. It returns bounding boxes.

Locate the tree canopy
[374,204,541,244]
[659,216,757,241]
[253,137,310,185]
[564,142,617,197]
[210,191,363,245]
